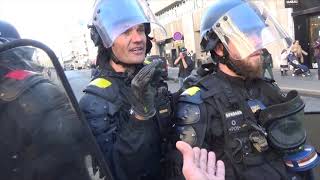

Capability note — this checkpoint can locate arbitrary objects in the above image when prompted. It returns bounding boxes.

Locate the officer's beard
[230,56,263,80]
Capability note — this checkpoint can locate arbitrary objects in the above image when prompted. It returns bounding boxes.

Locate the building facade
[150,0,210,66]
[150,0,316,69]
[291,0,320,68]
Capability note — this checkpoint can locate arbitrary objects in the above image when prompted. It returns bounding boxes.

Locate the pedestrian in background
[291,40,308,64]
[313,38,320,80]
[190,50,197,67]
[261,48,274,79]
[174,47,193,88]
[280,49,289,76]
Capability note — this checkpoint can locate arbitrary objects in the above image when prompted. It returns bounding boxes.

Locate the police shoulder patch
[89,78,112,88]
[181,86,201,96]
[84,77,118,102]
[144,58,151,65]
[179,86,203,104]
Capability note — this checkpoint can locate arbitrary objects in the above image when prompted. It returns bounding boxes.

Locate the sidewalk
[272,69,320,97]
[167,67,320,97]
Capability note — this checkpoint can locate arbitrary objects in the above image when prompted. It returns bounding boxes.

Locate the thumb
[176,141,194,167]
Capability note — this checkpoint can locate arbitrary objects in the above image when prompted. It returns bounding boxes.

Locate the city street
[66,69,320,113]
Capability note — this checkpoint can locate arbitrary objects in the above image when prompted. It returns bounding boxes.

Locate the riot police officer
[0,20,113,180]
[171,1,319,180]
[79,0,172,180]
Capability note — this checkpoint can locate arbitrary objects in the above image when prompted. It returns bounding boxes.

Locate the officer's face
[230,52,263,79]
[228,40,263,79]
[112,24,146,64]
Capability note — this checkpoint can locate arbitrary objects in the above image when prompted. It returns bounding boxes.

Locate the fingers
[176,141,193,156]
[177,141,225,179]
[199,148,208,172]
[193,147,201,168]
[204,151,225,179]
[176,141,194,169]
[207,151,216,175]
[133,61,160,87]
[216,160,225,178]
[135,64,155,82]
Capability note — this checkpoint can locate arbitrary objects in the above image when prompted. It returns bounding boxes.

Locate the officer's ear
[214,42,224,57]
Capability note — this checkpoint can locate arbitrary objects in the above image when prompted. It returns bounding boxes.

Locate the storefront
[290,0,320,68]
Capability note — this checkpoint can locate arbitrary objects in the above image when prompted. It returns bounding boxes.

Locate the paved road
[65,69,91,101]
[169,67,320,96]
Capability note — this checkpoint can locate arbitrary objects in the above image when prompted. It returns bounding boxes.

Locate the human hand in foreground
[176,141,225,180]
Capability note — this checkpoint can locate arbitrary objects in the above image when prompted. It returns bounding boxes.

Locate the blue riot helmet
[89,0,166,67]
[0,20,20,41]
[0,20,36,70]
[90,0,165,50]
[200,0,290,61]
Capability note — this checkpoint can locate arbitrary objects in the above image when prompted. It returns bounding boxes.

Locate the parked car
[145,55,168,80]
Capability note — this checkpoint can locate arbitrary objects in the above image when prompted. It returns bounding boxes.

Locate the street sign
[174,40,183,48]
[173,32,183,41]
[284,0,300,8]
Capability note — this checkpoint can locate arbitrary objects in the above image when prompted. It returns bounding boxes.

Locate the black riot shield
[0,39,113,180]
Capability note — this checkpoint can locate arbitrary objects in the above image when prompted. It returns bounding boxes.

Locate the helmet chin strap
[110,50,134,68]
[110,50,142,79]
[215,47,243,77]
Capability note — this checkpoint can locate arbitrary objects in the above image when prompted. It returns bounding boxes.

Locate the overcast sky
[0,0,94,51]
[0,0,174,52]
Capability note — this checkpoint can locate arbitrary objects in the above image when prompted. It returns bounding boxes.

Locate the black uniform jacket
[0,70,92,180]
[173,70,303,180]
[79,66,162,180]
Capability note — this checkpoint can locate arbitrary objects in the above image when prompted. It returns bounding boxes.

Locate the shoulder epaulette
[89,78,112,88]
[84,77,118,102]
[179,86,203,104]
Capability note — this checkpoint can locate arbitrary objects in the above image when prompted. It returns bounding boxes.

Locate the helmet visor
[92,0,165,48]
[212,2,290,60]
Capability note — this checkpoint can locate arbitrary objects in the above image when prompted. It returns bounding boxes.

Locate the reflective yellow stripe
[144,59,151,64]
[89,78,112,88]
[182,86,200,96]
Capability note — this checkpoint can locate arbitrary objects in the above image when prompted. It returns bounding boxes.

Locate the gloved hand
[130,60,161,120]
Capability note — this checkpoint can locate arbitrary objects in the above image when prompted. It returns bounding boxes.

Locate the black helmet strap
[110,50,136,68]
[214,47,243,77]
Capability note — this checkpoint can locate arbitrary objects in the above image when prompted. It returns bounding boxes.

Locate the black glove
[130,61,161,120]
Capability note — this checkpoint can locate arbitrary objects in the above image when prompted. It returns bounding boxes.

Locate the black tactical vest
[195,74,300,180]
